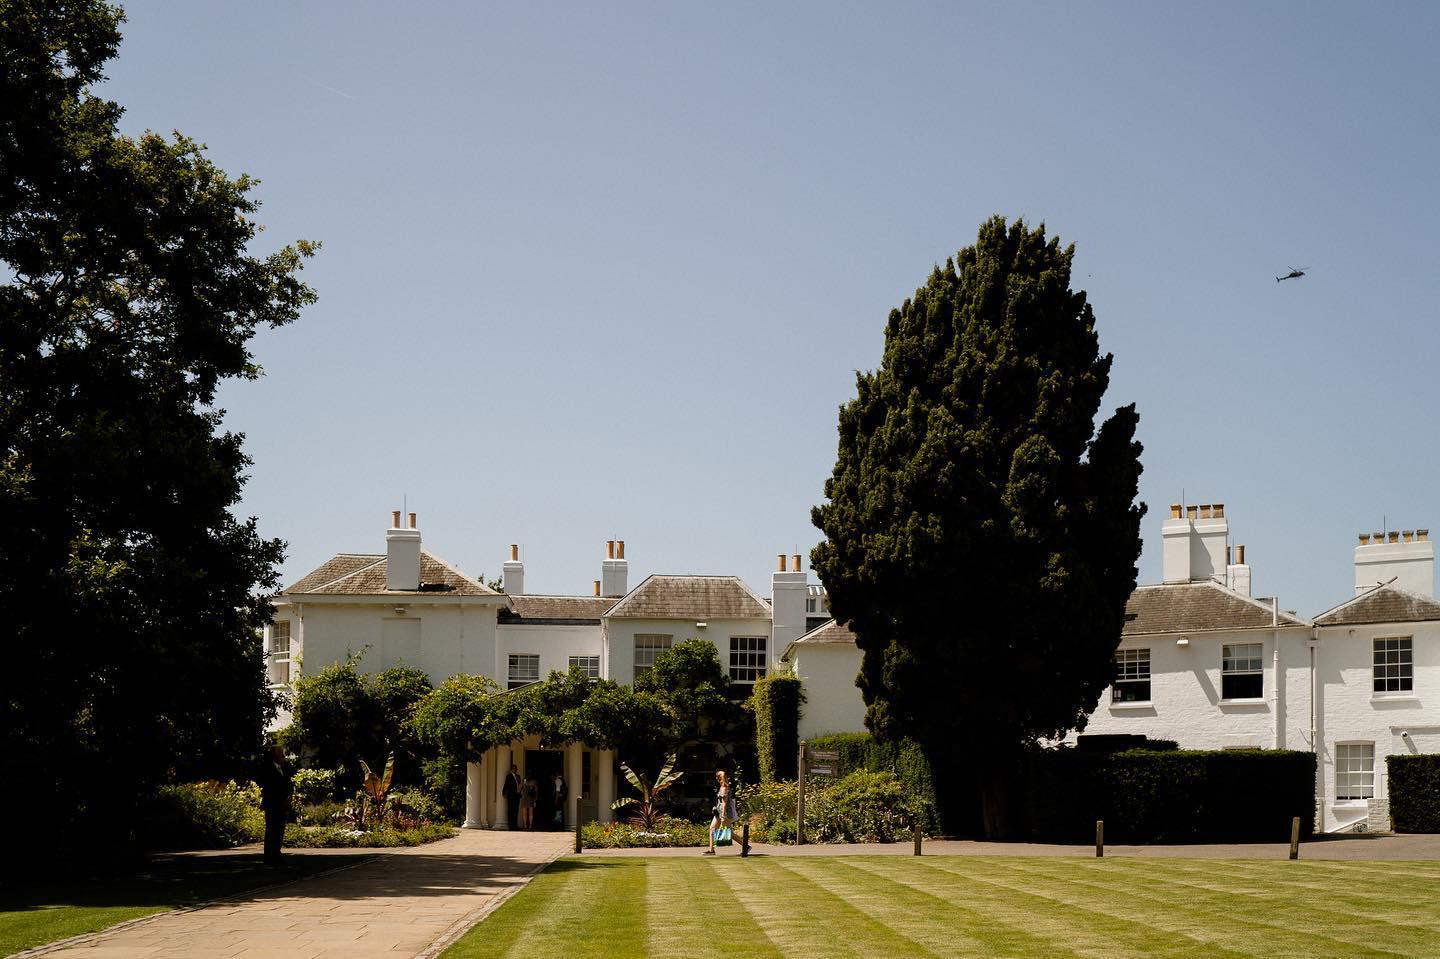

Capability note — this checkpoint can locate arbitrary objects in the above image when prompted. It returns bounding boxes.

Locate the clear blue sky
[102,2,1439,617]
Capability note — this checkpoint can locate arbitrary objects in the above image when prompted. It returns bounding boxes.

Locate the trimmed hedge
[752,675,804,782]
[806,732,938,829]
[1387,754,1440,833]
[1022,748,1316,843]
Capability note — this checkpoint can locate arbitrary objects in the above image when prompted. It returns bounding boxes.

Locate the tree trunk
[978,748,1018,840]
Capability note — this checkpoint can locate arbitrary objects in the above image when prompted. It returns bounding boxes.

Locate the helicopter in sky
[1275,267,1308,283]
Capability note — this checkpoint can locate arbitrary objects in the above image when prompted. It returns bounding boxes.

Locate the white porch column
[565,742,584,826]
[464,756,484,829]
[597,748,616,824]
[494,743,512,829]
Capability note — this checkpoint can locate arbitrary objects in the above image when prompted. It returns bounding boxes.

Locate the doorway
[524,749,565,830]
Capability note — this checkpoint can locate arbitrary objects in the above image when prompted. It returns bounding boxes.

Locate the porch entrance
[524,749,565,830]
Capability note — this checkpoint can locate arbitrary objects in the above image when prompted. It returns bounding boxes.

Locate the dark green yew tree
[0,1,315,854]
[811,217,1144,837]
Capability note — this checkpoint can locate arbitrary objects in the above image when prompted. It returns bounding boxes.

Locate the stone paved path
[39,830,572,959]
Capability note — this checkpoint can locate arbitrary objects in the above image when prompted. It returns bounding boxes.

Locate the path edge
[415,848,569,959]
[8,854,377,959]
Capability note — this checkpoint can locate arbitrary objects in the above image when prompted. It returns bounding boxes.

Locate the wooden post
[1095,820,1104,858]
[1289,816,1300,860]
[796,740,807,846]
[741,822,750,857]
[912,814,922,856]
[574,798,582,854]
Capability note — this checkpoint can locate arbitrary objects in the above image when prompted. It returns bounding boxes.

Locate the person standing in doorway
[521,776,537,830]
[502,763,522,830]
[258,744,292,865]
[552,770,567,828]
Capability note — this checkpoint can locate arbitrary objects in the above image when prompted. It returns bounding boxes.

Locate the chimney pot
[1390,531,1402,544]
[1404,530,1415,543]
[1199,504,1212,519]
[391,510,401,528]
[777,553,786,572]
[510,544,519,562]
[1373,532,1385,543]
[606,540,615,559]
[791,553,802,572]
[1236,544,1246,565]
[1170,503,1182,520]
[593,580,601,597]
[1359,534,1370,545]
[1214,503,1225,518]
[408,512,417,529]
[617,540,625,559]
[1420,529,1431,542]
[1186,505,1199,521]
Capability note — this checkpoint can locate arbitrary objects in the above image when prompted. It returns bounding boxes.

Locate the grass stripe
[773,856,1091,958]
[714,856,946,959]
[857,856,1259,959]
[643,858,784,958]
[442,858,647,959]
[939,857,1412,959]
[1104,859,1440,935]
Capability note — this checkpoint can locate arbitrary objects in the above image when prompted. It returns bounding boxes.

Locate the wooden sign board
[808,763,836,777]
[809,749,839,762]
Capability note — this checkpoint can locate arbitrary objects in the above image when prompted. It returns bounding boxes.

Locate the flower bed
[581,816,712,848]
[282,822,456,848]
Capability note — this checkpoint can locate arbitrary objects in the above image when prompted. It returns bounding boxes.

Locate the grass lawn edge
[417,848,569,959]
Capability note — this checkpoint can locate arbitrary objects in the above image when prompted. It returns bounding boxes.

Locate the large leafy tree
[811,217,1144,837]
[1,1,315,852]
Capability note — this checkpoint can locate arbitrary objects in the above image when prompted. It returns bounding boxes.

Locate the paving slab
[31,830,571,959]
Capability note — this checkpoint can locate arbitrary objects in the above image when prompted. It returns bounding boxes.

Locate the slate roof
[1314,583,1440,627]
[1123,582,1307,635]
[500,595,616,624]
[604,575,771,620]
[283,552,497,596]
[792,619,855,646]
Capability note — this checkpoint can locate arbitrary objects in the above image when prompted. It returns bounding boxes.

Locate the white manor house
[267,503,1440,834]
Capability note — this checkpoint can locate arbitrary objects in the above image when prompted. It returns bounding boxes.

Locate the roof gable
[1314,584,1440,627]
[793,619,855,646]
[1124,582,1307,635]
[284,551,497,596]
[605,575,771,620]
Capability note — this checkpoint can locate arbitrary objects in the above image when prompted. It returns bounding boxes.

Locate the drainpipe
[1272,598,1282,749]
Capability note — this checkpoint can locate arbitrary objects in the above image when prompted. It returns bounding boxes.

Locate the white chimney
[771,552,808,658]
[385,510,421,591]
[1161,501,1228,585]
[503,544,524,595]
[1227,543,1252,597]
[601,540,628,598]
[1355,528,1434,597]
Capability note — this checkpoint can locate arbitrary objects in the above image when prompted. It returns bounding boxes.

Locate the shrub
[738,771,921,844]
[1387,754,1440,833]
[581,816,712,848]
[296,801,347,827]
[292,767,340,807]
[806,732,938,831]
[282,822,455,848]
[141,781,265,849]
[1022,748,1316,842]
[751,674,804,782]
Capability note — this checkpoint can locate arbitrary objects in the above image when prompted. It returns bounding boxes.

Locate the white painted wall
[604,617,774,686]
[1074,627,1313,752]
[497,623,605,683]
[1313,621,1440,832]
[791,644,867,740]
[274,598,500,688]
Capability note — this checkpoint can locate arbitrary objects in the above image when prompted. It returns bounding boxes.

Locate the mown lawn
[0,852,364,956]
[444,854,1440,958]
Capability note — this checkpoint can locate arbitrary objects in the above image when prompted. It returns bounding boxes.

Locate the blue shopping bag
[713,825,733,847]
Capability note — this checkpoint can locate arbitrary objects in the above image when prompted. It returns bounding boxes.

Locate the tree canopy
[811,217,1144,836]
[0,0,316,852]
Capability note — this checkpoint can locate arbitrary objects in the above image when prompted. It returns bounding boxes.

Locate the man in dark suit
[502,763,522,829]
[258,744,293,865]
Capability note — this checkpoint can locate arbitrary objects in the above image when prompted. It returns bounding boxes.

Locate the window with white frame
[1335,743,1375,801]
[729,636,767,683]
[1112,648,1151,703]
[569,655,601,678]
[269,621,292,686]
[1373,637,1413,693]
[633,634,672,677]
[508,653,540,689]
[1221,642,1264,699]
[806,598,817,613]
